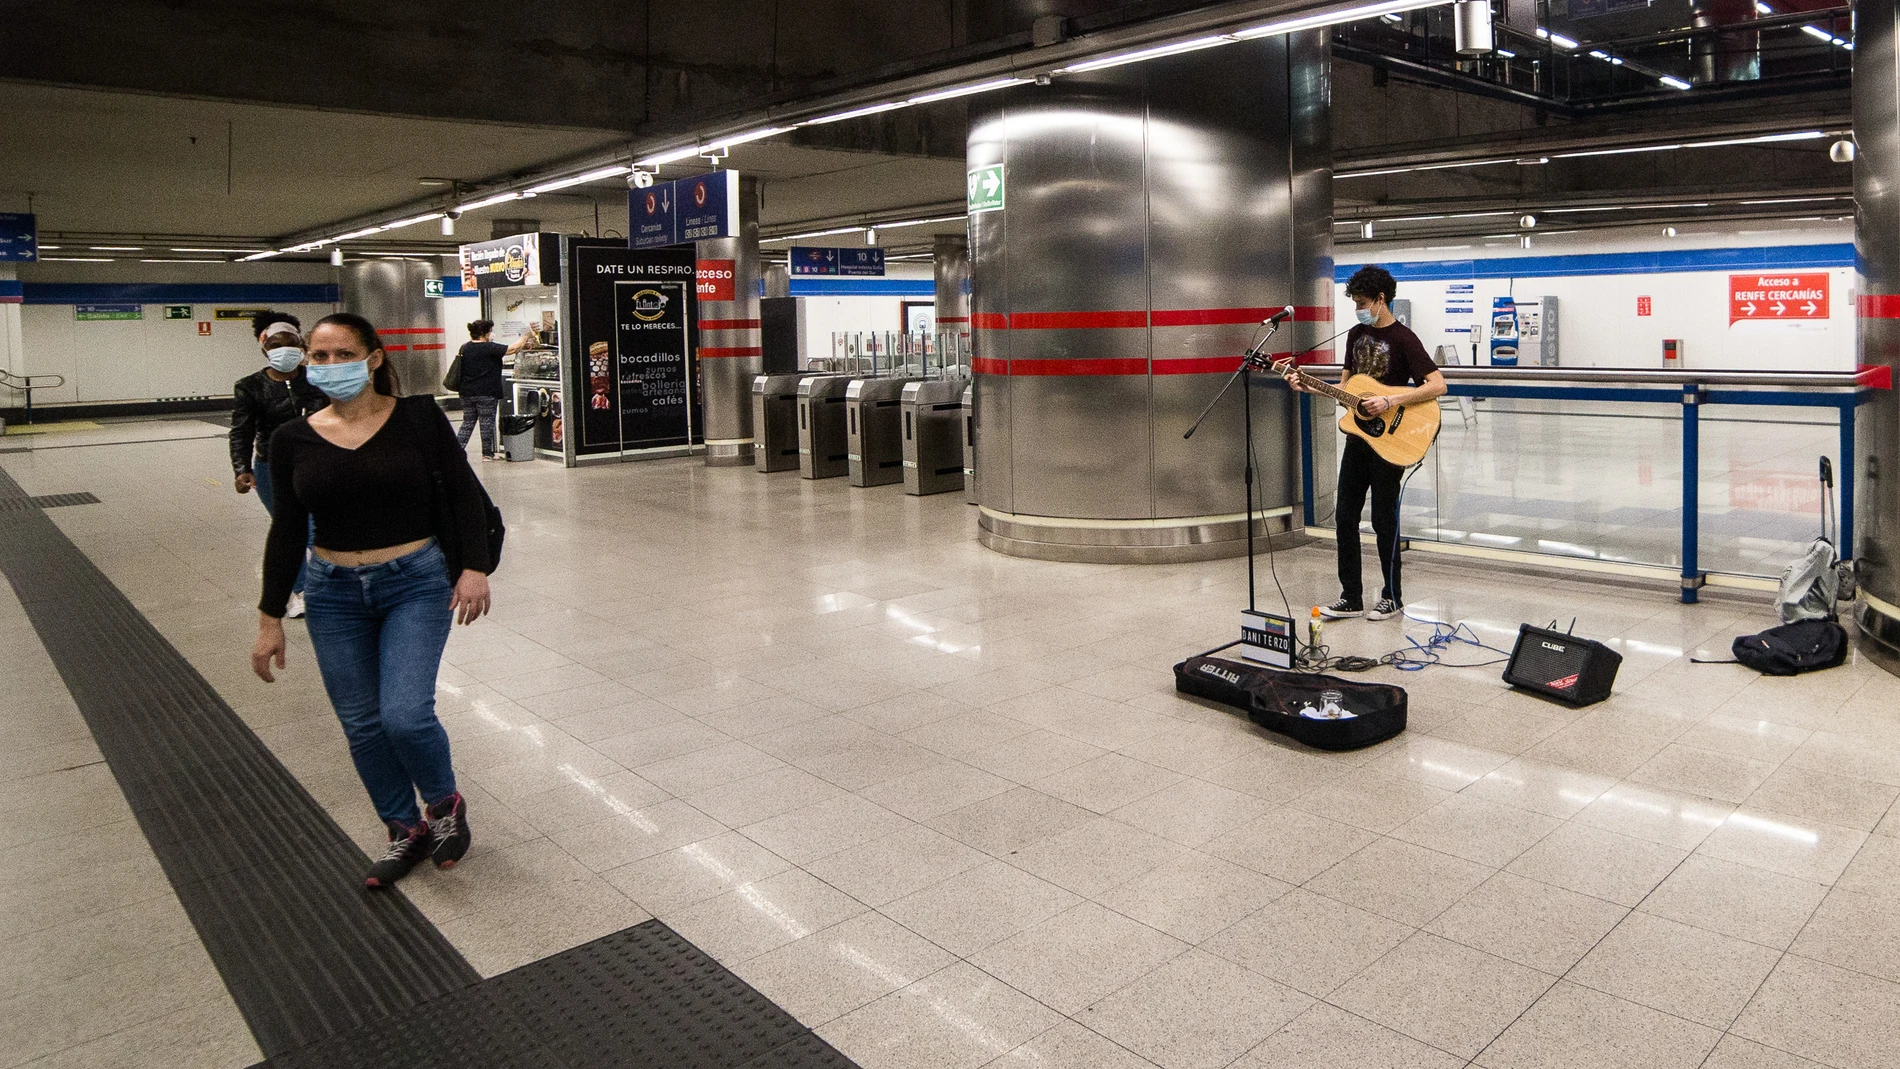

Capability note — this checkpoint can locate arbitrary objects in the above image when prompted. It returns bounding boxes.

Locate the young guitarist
[1285,265,1446,620]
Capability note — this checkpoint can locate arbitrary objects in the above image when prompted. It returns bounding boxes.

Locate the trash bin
[500,414,537,462]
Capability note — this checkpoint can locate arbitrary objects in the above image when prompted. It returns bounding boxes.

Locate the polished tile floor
[3,414,1899,1069]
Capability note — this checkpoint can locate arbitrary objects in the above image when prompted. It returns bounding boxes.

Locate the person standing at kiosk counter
[231,311,326,617]
[452,319,519,460]
[250,312,493,889]
[1285,265,1446,621]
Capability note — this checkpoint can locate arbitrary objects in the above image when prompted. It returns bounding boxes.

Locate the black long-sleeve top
[229,368,327,475]
[259,396,493,618]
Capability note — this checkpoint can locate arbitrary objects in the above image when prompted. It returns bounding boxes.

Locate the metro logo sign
[1730,273,1829,324]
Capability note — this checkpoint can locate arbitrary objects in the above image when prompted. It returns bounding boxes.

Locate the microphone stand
[1184,320,1283,613]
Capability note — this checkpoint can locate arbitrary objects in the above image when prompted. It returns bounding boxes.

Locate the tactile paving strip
[0,468,480,1057]
[258,921,860,1069]
[29,491,100,508]
[0,468,860,1069]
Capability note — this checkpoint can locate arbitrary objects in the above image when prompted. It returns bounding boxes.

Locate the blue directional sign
[789,246,884,277]
[628,171,741,249]
[630,181,678,250]
[677,171,738,243]
[0,213,37,262]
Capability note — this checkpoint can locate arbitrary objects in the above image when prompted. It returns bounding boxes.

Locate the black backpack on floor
[1730,619,1849,676]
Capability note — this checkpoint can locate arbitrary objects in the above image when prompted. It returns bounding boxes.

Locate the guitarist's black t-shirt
[1345,322,1437,388]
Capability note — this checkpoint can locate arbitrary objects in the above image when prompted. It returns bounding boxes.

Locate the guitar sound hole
[1356,416,1387,437]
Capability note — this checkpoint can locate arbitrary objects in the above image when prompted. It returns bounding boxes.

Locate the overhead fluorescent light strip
[332,226,386,242]
[525,165,631,195]
[1233,0,1448,39]
[704,127,790,153]
[239,250,283,261]
[456,191,521,212]
[383,212,446,230]
[802,101,911,126]
[909,78,1032,104]
[1059,35,1232,73]
[635,146,700,167]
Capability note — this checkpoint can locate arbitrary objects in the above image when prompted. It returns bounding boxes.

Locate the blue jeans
[251,455,310,595]
[302,540,457,826]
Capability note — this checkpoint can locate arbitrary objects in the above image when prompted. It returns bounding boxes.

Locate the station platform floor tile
[2,413,1897,1069]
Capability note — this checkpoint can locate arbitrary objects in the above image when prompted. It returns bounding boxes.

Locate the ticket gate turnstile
[901,380,966,496]
[847,376,922,487]
[961,384,977,504]
[754,373,827,473]
[797,374,852,479]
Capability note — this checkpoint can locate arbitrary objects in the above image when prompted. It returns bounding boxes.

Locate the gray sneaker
[1368,598,1403,621]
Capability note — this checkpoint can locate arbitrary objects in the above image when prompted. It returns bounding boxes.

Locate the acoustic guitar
[1267,356,1441,468]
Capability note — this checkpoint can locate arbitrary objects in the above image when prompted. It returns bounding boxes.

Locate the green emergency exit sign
[423,278,444,298]
[164,305,193,319]
[967,165,1005,214]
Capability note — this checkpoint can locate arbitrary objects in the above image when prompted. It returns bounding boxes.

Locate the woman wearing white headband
[231,310,327,617]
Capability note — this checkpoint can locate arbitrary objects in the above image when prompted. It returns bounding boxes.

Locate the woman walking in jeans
[250,312,495,889]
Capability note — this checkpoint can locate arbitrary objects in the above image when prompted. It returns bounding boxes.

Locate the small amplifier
[1503,623,1621,706]
[1239,609,1294,670]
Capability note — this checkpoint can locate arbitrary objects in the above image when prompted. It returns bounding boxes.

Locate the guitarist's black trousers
[1336,437,1404,606]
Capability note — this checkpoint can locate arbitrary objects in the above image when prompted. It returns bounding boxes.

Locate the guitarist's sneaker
[1319,598,1364,619]
[1368,598,1403,621]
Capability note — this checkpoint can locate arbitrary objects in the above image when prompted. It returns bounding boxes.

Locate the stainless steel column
[1855,0,1900,672]
[969,33,1331,563]
[934,234,971,339]
[697,174,762,465]
[339,258,443,397]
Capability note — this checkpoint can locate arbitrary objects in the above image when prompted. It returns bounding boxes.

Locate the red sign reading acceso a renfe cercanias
[695,259,735,302]
[1730,273,1829,324]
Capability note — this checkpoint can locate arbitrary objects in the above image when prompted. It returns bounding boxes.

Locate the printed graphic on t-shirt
[1351,334,1392,381]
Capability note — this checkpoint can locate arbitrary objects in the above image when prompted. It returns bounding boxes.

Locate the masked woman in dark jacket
[231,310,326,616]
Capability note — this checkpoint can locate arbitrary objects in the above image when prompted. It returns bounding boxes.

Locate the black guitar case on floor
[1174,654,1408,751]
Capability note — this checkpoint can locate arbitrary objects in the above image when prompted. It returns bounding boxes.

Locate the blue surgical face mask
[306,359,372,401]
[265,346,305,373]
[1355,308,1377,327]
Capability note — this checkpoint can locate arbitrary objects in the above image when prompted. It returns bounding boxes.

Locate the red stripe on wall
[1009,310,1148,330]
[700,346,764,358]
[384,344,408,351]
[972,351,1327,377]
[971,312,1008,330]
[379,327,444,335]
[1860,295,1900,318]
[700,318,761,330]
[1150,306,1331,327]
[1859,363,1895,389]
[1004,357,1150,376]
[938,315,970,323]
[412,343,445,351]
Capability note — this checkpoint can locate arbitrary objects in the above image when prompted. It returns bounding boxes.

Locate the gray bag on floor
[1776,537,1839,624]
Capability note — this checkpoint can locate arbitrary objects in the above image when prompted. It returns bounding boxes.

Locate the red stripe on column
[1153,356,1244,375]
[1859,364,1895,389]
[971,312,1008,330]
[384,344,408,351]
[700,346,764,358]
[1152,308,1277,327]
[972,356,1008,375]
[1002,358,1150,376]
[700,318,761,330]
[1010,310,1147,329]
[413,343,445,351]
[1860,295,1900,318]
[379,327,444,335]
[938,315,970,324]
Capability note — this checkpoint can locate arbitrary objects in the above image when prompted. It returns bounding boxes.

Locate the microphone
[1264,306,1295,326]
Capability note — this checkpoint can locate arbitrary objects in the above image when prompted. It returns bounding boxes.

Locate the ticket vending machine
[1488,297,1520,367]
